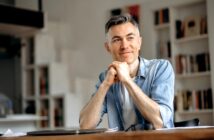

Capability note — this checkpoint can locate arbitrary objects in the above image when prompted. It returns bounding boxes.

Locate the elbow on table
[79,116,97,129]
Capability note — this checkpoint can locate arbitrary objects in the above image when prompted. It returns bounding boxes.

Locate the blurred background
[0,0,213,132]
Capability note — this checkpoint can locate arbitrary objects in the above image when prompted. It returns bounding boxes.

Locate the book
[200,16,207,34]
[154,8,169,25]
[175,20,184,39]
[127,4,140,24]
[163,8,169,23]
[154,11,159,25]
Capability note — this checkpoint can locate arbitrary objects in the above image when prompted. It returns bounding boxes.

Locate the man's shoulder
[140,57,171,67]
[98,70,107,81]
[141,58,173,73]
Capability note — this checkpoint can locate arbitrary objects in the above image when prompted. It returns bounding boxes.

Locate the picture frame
[184,16,201,37]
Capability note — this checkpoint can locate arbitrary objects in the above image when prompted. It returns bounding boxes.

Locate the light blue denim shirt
[94,57,175,130]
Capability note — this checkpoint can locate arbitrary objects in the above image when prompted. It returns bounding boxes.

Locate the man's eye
[112,39,120,43]
[127,36,134,41]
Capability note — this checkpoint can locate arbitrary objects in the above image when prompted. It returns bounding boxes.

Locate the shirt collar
[136,57,147,78]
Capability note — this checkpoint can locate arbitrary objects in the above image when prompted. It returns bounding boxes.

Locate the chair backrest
[174,118,200,127]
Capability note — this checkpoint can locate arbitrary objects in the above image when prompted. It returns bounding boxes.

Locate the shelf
[176,71,211,79]
[22,38,70,129]
[39,96,50,100]
[176,109,213,115]
[23,64,51,70]
[0,23,41,37]
[23,65,37,69]
[175,34,208,44]
[38,94,65,99]
[8,7,72,129]
[154,23,170,30]
[151,0,213,126]
[0,4,45,37]
[24,96,37,100]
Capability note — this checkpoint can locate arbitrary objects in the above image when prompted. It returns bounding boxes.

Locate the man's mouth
[120,51,132,55]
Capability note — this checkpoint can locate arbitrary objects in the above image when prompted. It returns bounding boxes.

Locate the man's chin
[114,56,134,63]
[119,58,133,64]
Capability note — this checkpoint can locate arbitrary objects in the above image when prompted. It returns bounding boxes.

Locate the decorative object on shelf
[0,93,13,117]
[184,16,201,38]
[25,101,36,114]
[54,98,63,127]
[39,67,49,96]
[40,100,49,128]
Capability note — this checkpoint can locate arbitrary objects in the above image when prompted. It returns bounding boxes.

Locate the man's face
[105,22,142,64]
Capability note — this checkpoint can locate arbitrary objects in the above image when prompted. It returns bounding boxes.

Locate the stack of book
[175,52,210,74]
[154,8,169,25]
[175,88,213,111]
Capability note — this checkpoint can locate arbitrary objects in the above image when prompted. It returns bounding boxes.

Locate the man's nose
[121,39,129,49]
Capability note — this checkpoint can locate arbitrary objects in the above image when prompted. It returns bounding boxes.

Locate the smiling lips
[120,51,132,56]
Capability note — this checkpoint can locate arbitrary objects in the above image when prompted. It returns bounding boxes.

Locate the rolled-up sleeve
[93,72,107,126]
[150,60,175,128]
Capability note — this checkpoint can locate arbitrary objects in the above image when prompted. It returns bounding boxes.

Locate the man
[79,14,174,131]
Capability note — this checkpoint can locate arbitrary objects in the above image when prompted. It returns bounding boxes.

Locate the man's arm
[79,82,110,129]
[111,60,174,129]
[79,67,117,129]
[123,79,163,129]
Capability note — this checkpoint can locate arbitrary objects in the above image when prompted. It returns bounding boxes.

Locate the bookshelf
[154,8,171,62]
[21,33,71,129]
[152,0,213,125]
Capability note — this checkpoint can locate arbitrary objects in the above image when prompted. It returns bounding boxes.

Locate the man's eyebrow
[112,33,136,39]
[111,36,121,40]
[127,33,136,36]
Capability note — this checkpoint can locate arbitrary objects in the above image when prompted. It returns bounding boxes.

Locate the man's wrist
[121,76,132,84]
[101,81,112,88]
[122,77,133,86]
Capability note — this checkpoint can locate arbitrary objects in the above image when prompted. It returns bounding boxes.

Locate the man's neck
[129,58,139,78]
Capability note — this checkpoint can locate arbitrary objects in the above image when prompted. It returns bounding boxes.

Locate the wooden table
[1,127,214,140]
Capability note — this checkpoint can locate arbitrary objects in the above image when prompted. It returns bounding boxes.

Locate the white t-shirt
[119,82,137,130]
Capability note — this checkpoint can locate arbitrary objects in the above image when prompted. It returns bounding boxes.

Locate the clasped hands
[104,61,131,86]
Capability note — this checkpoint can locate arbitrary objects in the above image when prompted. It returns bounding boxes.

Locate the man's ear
[138,36,142,50]
[105,42,111,53]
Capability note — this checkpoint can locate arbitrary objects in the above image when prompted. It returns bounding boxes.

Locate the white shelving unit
[154,20,171,61]
[150,0,214,125]
[21,33,71,129]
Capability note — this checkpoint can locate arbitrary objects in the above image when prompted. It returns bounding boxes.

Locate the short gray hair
[105,13,140,34]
